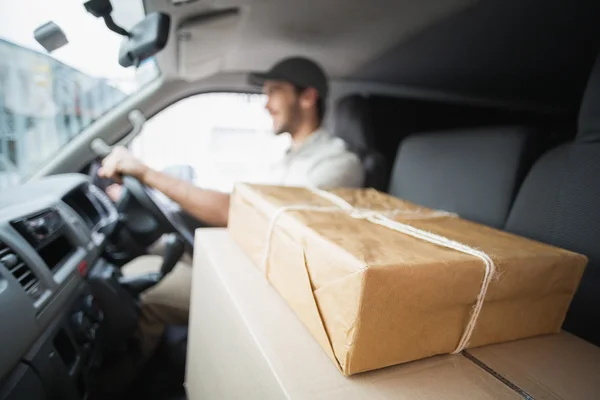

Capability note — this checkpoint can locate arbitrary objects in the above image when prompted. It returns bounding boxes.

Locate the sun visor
[177,8,244,81]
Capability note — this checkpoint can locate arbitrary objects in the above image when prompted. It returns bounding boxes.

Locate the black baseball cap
[248,57,329,99]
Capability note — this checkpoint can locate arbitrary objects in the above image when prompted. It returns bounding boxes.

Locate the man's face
[263,81,302,135]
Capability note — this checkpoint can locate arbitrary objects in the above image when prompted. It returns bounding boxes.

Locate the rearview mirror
[118,12,170,68]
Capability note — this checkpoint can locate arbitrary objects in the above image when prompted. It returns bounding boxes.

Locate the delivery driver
[98,56,365,374]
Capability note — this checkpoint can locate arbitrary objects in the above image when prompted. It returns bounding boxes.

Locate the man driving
[98,56,365,369]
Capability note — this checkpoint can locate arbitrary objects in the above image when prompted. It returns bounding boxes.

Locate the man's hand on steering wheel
[98,146,196,247]
[98,146,150,183]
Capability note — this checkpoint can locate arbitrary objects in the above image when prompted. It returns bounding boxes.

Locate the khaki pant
[121,255,193,358]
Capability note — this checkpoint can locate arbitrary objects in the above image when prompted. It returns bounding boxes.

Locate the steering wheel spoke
[121,176,195,247]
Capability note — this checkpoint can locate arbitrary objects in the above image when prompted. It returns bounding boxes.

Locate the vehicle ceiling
[144,0,600,114]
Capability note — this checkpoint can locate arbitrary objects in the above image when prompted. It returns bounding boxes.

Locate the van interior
[0,0,599,399]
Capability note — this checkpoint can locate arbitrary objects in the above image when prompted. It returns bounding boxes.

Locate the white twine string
[260,187,495,353]
[260,204,339,274]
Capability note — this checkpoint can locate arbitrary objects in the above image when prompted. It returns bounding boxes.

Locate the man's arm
[142,168,230,227]
[98,147,230,227]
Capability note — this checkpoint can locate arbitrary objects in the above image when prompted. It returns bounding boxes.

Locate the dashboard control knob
[71,311,95,343]
[82,294,103,322]
[28,218,50,238]
[33,223,49,237]
[0,254,18,269]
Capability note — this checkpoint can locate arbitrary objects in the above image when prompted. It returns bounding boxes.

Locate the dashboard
[0,174,118,389]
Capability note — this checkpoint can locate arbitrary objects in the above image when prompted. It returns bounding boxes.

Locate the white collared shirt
[250,128,365,189]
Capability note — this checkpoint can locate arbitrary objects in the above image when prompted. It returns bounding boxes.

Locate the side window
[130,93,287,193]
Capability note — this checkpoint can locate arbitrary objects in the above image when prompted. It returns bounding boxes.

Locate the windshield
[0,0,160,190]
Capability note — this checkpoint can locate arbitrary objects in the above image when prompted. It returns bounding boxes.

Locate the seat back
[505,55,600,346]
[332,95,388,190]
[388,126,533,228]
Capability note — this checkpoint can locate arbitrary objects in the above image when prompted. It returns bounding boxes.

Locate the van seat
[388,126,534,228]
[504,54,600,346]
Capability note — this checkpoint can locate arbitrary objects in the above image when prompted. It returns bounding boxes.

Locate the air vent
[0,241,43,300]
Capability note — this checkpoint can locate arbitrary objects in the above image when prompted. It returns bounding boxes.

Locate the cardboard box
[228,184,587,375]
[186,229,600,400]
[466,332,600,399]
[186,229,521,400]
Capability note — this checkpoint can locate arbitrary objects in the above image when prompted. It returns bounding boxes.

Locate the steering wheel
[121,175,195,248]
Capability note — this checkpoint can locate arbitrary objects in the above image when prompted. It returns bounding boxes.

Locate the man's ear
[299,87,319,110]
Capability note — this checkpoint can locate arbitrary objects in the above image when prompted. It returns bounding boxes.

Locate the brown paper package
[227,183,588,376]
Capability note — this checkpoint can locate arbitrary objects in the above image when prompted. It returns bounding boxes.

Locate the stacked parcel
[228,183,587,376]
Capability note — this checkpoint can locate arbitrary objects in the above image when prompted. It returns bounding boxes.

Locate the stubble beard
[274,101,302,136]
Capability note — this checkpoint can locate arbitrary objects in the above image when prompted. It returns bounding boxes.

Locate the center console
[1,279,104,400]
[0,175,139,400]
[0,257,140,400]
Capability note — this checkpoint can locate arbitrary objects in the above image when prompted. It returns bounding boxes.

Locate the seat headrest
[332,94,374,156]
[578,53,600,143]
